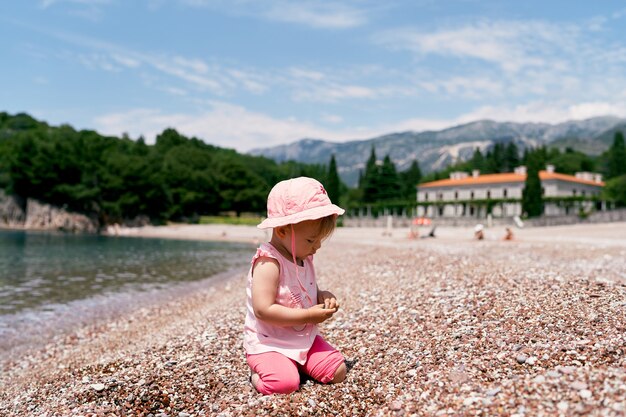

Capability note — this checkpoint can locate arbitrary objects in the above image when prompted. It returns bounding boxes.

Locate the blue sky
[3,1,626,151]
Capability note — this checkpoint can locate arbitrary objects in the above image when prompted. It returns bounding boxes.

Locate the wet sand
[1,222,625,416]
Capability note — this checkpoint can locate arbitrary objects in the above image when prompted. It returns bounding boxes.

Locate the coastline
[1,222,625,416]
[105,220,626,248]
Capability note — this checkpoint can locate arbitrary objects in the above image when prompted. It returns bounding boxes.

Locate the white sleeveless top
[243,243,319,364]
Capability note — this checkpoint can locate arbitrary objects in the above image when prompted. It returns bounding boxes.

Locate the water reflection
[0,230,253,315]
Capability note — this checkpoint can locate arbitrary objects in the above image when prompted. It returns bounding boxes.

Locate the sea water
[0,229,253,355]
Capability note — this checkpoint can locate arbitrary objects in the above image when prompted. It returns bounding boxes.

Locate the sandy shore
[1,223,625,416]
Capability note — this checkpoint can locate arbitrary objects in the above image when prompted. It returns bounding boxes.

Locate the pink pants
[247,336,345,395]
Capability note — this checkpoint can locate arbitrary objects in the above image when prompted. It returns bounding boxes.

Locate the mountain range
[249,116,626,187]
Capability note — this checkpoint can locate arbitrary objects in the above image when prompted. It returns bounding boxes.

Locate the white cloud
[288,67,326,81]
[321,114,343,124]
[293,83,378,102]
[228,69,268,94]
[455,101,626,125]
[419,76,504,99]
[46,29,271,96]
[180,0,369,29]
[356,100,626,137]
[374,20,579,73]
[94,103,366,151]
[263,1,368,29]
[110,53,141,68]
[143,54,224,93]
[77,53,123,72]
[92,97,626,155]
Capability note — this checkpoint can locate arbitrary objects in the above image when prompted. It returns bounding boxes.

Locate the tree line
[0,112,341,225]
[1,112,624,225]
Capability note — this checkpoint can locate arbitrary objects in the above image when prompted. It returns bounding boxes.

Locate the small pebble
[486,388,501,397]
[516,354,527,364]
[90,383,105,392]
[533,375,545,384]
[390,401,402,411]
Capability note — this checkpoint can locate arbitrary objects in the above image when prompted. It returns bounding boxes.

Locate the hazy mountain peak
[249,116,626,186]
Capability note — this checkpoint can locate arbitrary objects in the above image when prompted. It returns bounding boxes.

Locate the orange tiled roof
[419,171,604,188]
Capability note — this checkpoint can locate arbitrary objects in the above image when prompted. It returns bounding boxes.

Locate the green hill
[0,112,331,226]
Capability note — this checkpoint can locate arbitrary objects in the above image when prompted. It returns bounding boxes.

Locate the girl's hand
[307,304,337,323]
[318,290,340,311]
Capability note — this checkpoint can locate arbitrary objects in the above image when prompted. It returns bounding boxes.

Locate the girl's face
[284,220,323,261]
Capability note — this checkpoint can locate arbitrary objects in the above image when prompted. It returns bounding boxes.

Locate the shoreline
[104,221,626,249]
[5,219,626,248]
[0,263,250,366]
[1,222,625,416]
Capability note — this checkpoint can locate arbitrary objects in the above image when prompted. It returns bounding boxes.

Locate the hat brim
[257,204,345,229]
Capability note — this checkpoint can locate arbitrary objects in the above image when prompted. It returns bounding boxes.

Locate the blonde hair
[315,214,338,241]
[283,215,338,241]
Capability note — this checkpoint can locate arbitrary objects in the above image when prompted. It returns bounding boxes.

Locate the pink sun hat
[257,177,345,229]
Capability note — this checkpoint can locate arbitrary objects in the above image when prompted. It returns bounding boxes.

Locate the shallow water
[0,229,253,353]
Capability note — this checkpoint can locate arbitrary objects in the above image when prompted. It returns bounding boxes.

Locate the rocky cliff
[0,189,98,233]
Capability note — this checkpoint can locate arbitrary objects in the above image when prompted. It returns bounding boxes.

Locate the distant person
[243,177,347,395]
[503,227,514,241]
[474,224,485,240]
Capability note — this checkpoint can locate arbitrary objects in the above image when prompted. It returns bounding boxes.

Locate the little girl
[243,177,347,395]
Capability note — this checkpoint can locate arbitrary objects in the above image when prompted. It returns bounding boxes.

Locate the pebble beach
[1,223,625,416]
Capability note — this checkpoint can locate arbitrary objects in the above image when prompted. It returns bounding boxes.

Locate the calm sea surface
[0,229,253,353]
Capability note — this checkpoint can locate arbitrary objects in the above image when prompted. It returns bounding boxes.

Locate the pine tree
[504,142,520,172]
[401,159,422,200]
[326,154,341,204]
[361,146,380,202]
[378,155,401,201]
[522,151,544,217]
[486,143,505,173]
[470,147,486,172]
[608,131,626,179]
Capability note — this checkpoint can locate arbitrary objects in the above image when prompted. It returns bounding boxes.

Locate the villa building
[416,165,605,219]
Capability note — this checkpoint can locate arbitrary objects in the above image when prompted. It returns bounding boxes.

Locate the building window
[573,189,577,196]
[424,193,428,201]
[487,190,491,199]
[582,190,586,197]
[470,191,474,200]
[503,189,508,198]
[454,191,458,200]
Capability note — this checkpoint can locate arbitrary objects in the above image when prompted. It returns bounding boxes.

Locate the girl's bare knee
[330,362,347,383]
